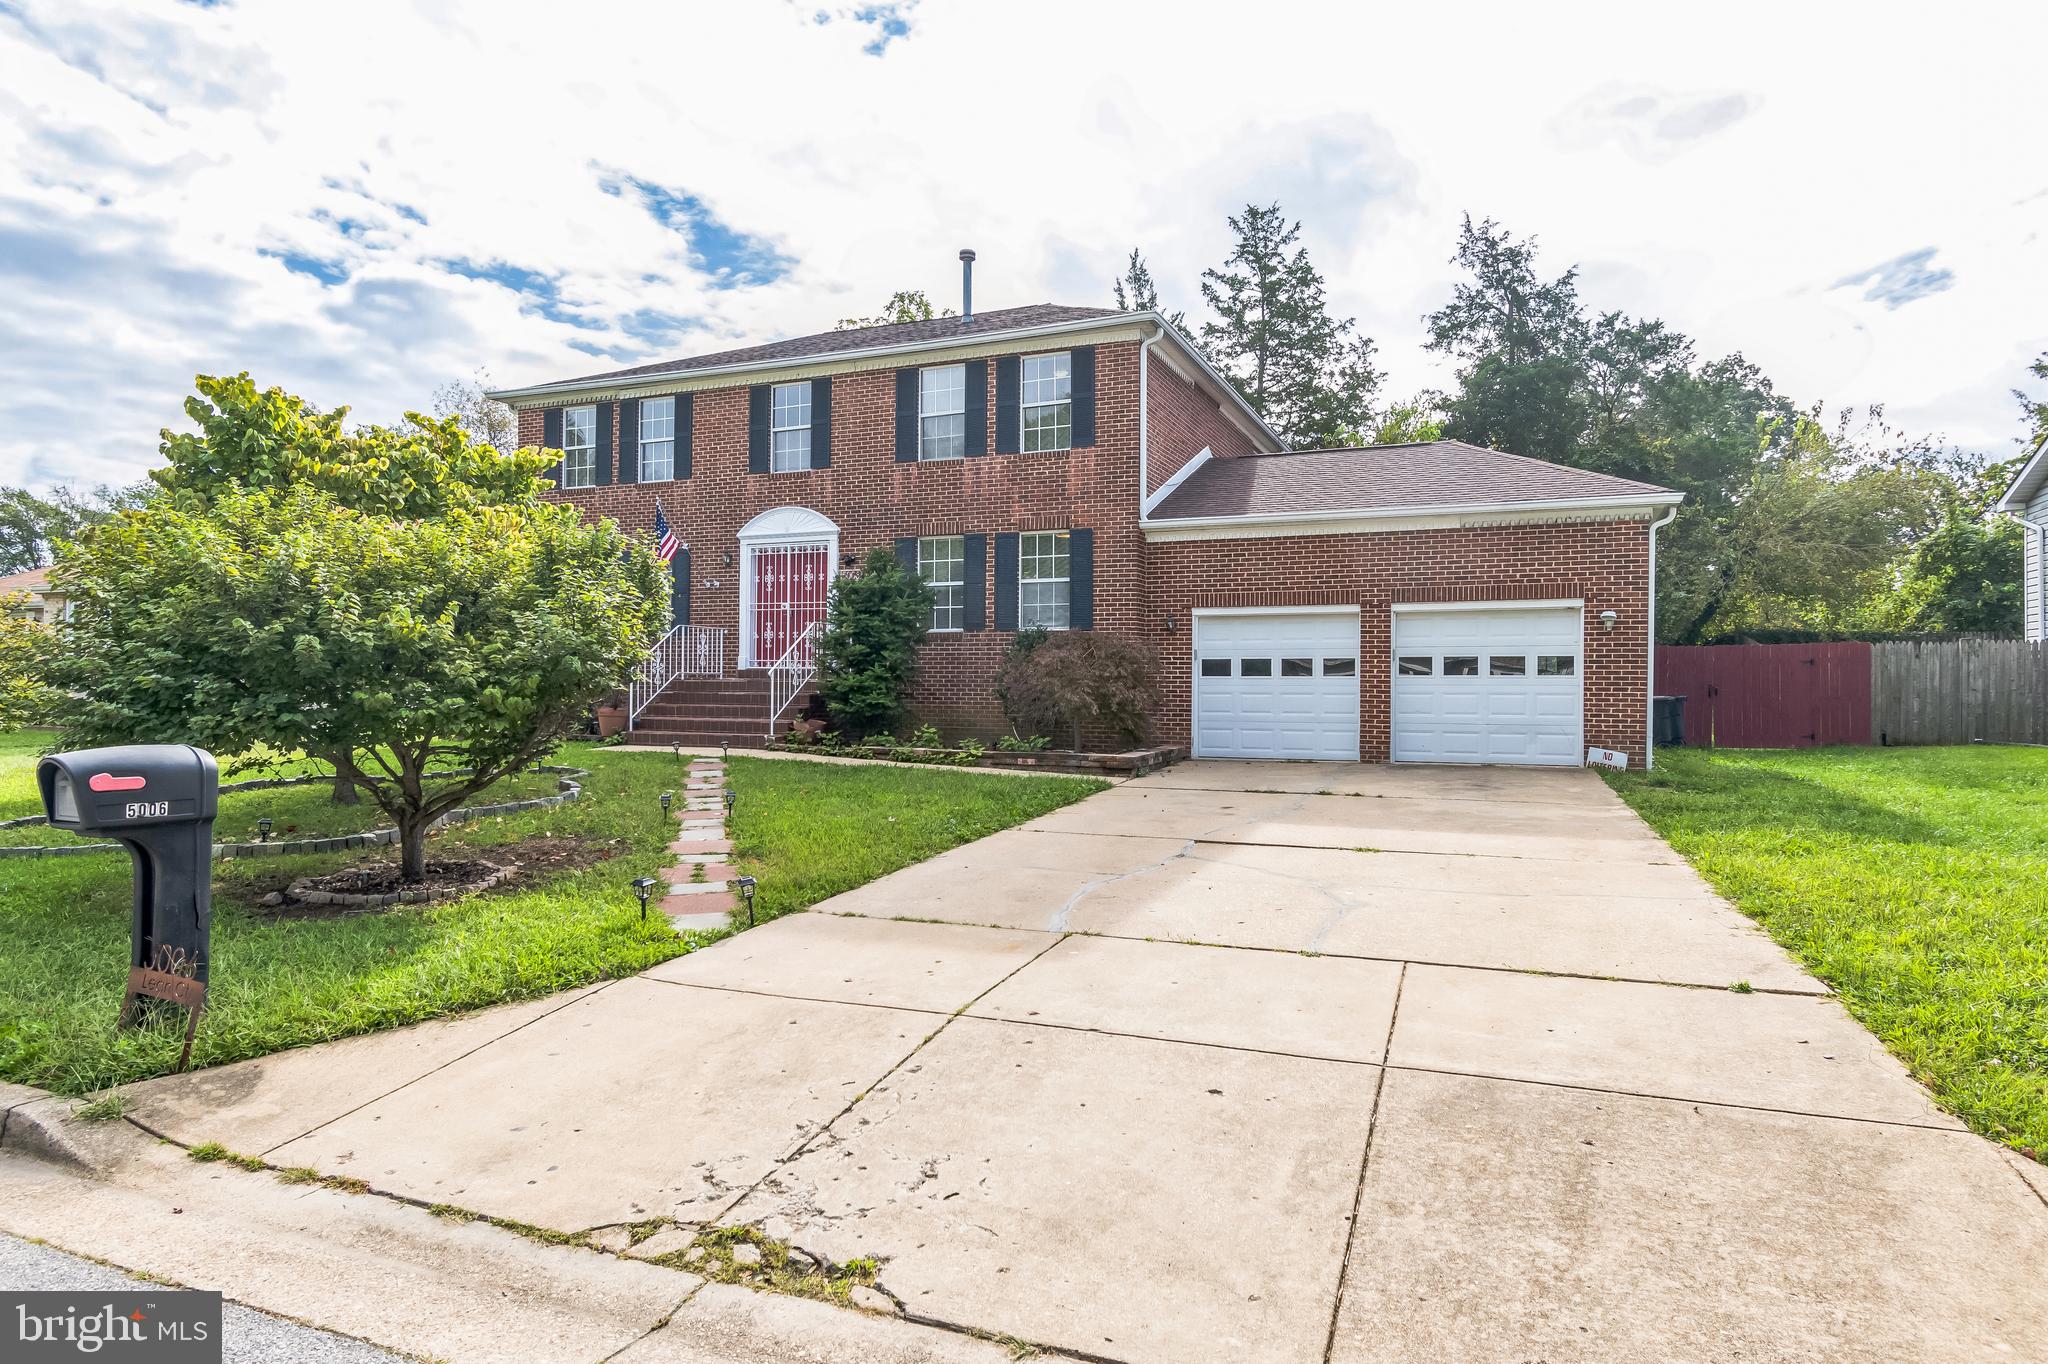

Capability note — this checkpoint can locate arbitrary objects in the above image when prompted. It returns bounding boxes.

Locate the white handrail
[766,620,822,739]
[628,624,727,728]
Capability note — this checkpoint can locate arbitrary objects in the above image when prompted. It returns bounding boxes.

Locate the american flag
[652,502,679,564]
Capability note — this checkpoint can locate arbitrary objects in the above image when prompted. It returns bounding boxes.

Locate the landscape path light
[256,817,272,843]
[659,791,673,817]
[735,874,757,927]
[631,876,659,922]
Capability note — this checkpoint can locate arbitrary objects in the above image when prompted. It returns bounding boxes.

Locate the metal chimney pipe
[958,248,976,322]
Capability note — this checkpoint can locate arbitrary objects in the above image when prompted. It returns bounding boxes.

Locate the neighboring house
[0,566,69,624]
[490,285,1681,766]
[1999,437,2048,641]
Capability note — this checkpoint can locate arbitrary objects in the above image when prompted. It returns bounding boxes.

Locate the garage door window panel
[1325,658,1357,677]
[1538,655,1576,676]
[1490,655,1527,676]
[1241,658,1273,677]
[1444,656,1480,676]
[1199,658,1231,677]
[1398,656,1433,676]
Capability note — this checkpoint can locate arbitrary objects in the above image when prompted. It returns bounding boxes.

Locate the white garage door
[1391,605,1583,766]
[1193,611,1360,760]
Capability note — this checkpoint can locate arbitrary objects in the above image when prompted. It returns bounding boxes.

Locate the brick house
[490,291,1681,766]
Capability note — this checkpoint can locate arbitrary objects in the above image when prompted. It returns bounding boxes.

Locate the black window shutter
[594,401,615,485]
[895,369,919,461]
[995,356,1021,454]
[747,386,769,473]
[542,407,563,484]
[672,547,690,627]
[617,398,638,484]
[811,377,832,468]
[1070,346,1096,449]
[894,536,918,573]
[993,533,1019,631]
[963,533,987,630]
[965,359,988,456]
[677,394,693,479]
[1068,528,1094,630]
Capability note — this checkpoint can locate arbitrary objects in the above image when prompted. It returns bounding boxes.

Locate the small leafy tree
[0,596,57,730]
[58,484,664,880]
[993,632,1156,751]
[816,548,933,737]
[835,290,955,331]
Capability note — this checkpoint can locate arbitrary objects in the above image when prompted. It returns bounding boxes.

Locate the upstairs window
[1020,352,1072,453]
[918,535,965,631]
[561,405,596,488]
[638,396,675,482]
[1019,530,1070,630]
[769,382,812,471]
[920,364,966,460]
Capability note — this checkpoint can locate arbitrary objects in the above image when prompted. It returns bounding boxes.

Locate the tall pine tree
[1112,248,1186,332]
[1198,205,1381,448]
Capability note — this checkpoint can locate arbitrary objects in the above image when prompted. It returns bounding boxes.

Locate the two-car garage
[1191,603,1585,766]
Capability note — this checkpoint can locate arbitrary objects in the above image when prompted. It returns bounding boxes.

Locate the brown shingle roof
[1149,442,1678,521]
[542,303,1125,389]
[0,566,51,594]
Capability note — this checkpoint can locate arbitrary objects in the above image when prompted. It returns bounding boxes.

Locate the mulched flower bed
[287,858,514,908]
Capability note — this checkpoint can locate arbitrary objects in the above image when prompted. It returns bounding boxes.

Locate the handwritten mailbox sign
[119,944,208,1072]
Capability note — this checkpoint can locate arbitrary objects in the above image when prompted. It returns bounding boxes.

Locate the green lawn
[1605,745,2048,1158]
[0,732,560,847]
[0,735,1102,1096]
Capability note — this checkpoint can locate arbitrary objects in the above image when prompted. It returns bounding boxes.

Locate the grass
[0,731,560,847]
[1604,744,2048,1158]
[0,735,1101,1095]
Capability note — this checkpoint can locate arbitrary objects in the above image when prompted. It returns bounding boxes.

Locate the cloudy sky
[3,0,2044,491]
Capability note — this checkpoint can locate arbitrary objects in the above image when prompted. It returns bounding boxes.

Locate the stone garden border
[0,766,588,860]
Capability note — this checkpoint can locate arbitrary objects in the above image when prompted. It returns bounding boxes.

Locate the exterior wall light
[1599,609,1618,632]
[631,876,659,921]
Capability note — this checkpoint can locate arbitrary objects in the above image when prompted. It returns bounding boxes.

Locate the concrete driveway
[112,761,2048,1363]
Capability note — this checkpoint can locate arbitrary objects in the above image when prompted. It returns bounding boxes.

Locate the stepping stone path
[662,757,741,935]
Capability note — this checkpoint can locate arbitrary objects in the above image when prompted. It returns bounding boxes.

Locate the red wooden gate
[1654,643,1872,748]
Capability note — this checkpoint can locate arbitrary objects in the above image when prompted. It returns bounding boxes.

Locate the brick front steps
[626,673,816,749]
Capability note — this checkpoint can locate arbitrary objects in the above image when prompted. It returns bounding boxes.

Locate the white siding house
[2001,438,2048,641]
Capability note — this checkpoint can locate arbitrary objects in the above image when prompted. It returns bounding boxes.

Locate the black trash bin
[1652,695,1687,747]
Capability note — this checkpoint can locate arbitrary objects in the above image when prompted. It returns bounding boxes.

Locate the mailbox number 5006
[124,800,170,819]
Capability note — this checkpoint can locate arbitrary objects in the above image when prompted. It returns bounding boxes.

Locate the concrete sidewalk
[6,760,2044,1363]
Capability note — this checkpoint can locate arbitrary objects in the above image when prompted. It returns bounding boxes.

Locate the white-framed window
[1020,353,1072,453]
[770,383,812,472]
[918,535,965,631]
[561,405,596,488]
[920,364,967,459]
[1018,530,1070,630]
[638,396,675,482]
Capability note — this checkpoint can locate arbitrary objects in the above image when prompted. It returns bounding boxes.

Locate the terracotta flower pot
[595,705,628,739]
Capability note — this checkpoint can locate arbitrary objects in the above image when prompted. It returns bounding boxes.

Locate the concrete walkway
[9,761,2045,1362]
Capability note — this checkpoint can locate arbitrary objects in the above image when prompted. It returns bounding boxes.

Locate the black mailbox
[39,745,219,991]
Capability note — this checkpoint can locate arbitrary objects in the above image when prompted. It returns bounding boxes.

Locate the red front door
[749,542,830,668]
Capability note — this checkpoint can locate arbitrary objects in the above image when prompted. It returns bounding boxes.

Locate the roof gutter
[484,309,1279,447]
[1140,489,1685,534]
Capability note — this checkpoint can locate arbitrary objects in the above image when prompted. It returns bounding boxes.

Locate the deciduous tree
[816,547,933,737]
[57,482,665,880]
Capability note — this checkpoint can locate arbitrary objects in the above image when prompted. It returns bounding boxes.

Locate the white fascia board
[1141,447,1212,517]
[1141,491,1686,542]
[1998,437,2048,516]
[1137,313,1284,452]
[487,316,1144,404]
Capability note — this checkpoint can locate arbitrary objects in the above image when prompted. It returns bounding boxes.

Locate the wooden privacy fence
[1655,643,1873,748]
[1871,639,2048,746]
[1657,639,2048,747]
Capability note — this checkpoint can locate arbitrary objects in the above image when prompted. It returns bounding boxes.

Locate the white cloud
[2,0,2045,490]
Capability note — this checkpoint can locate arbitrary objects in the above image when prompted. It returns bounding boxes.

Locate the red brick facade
[523,329,1659,766]
[1143,519,1653,764]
